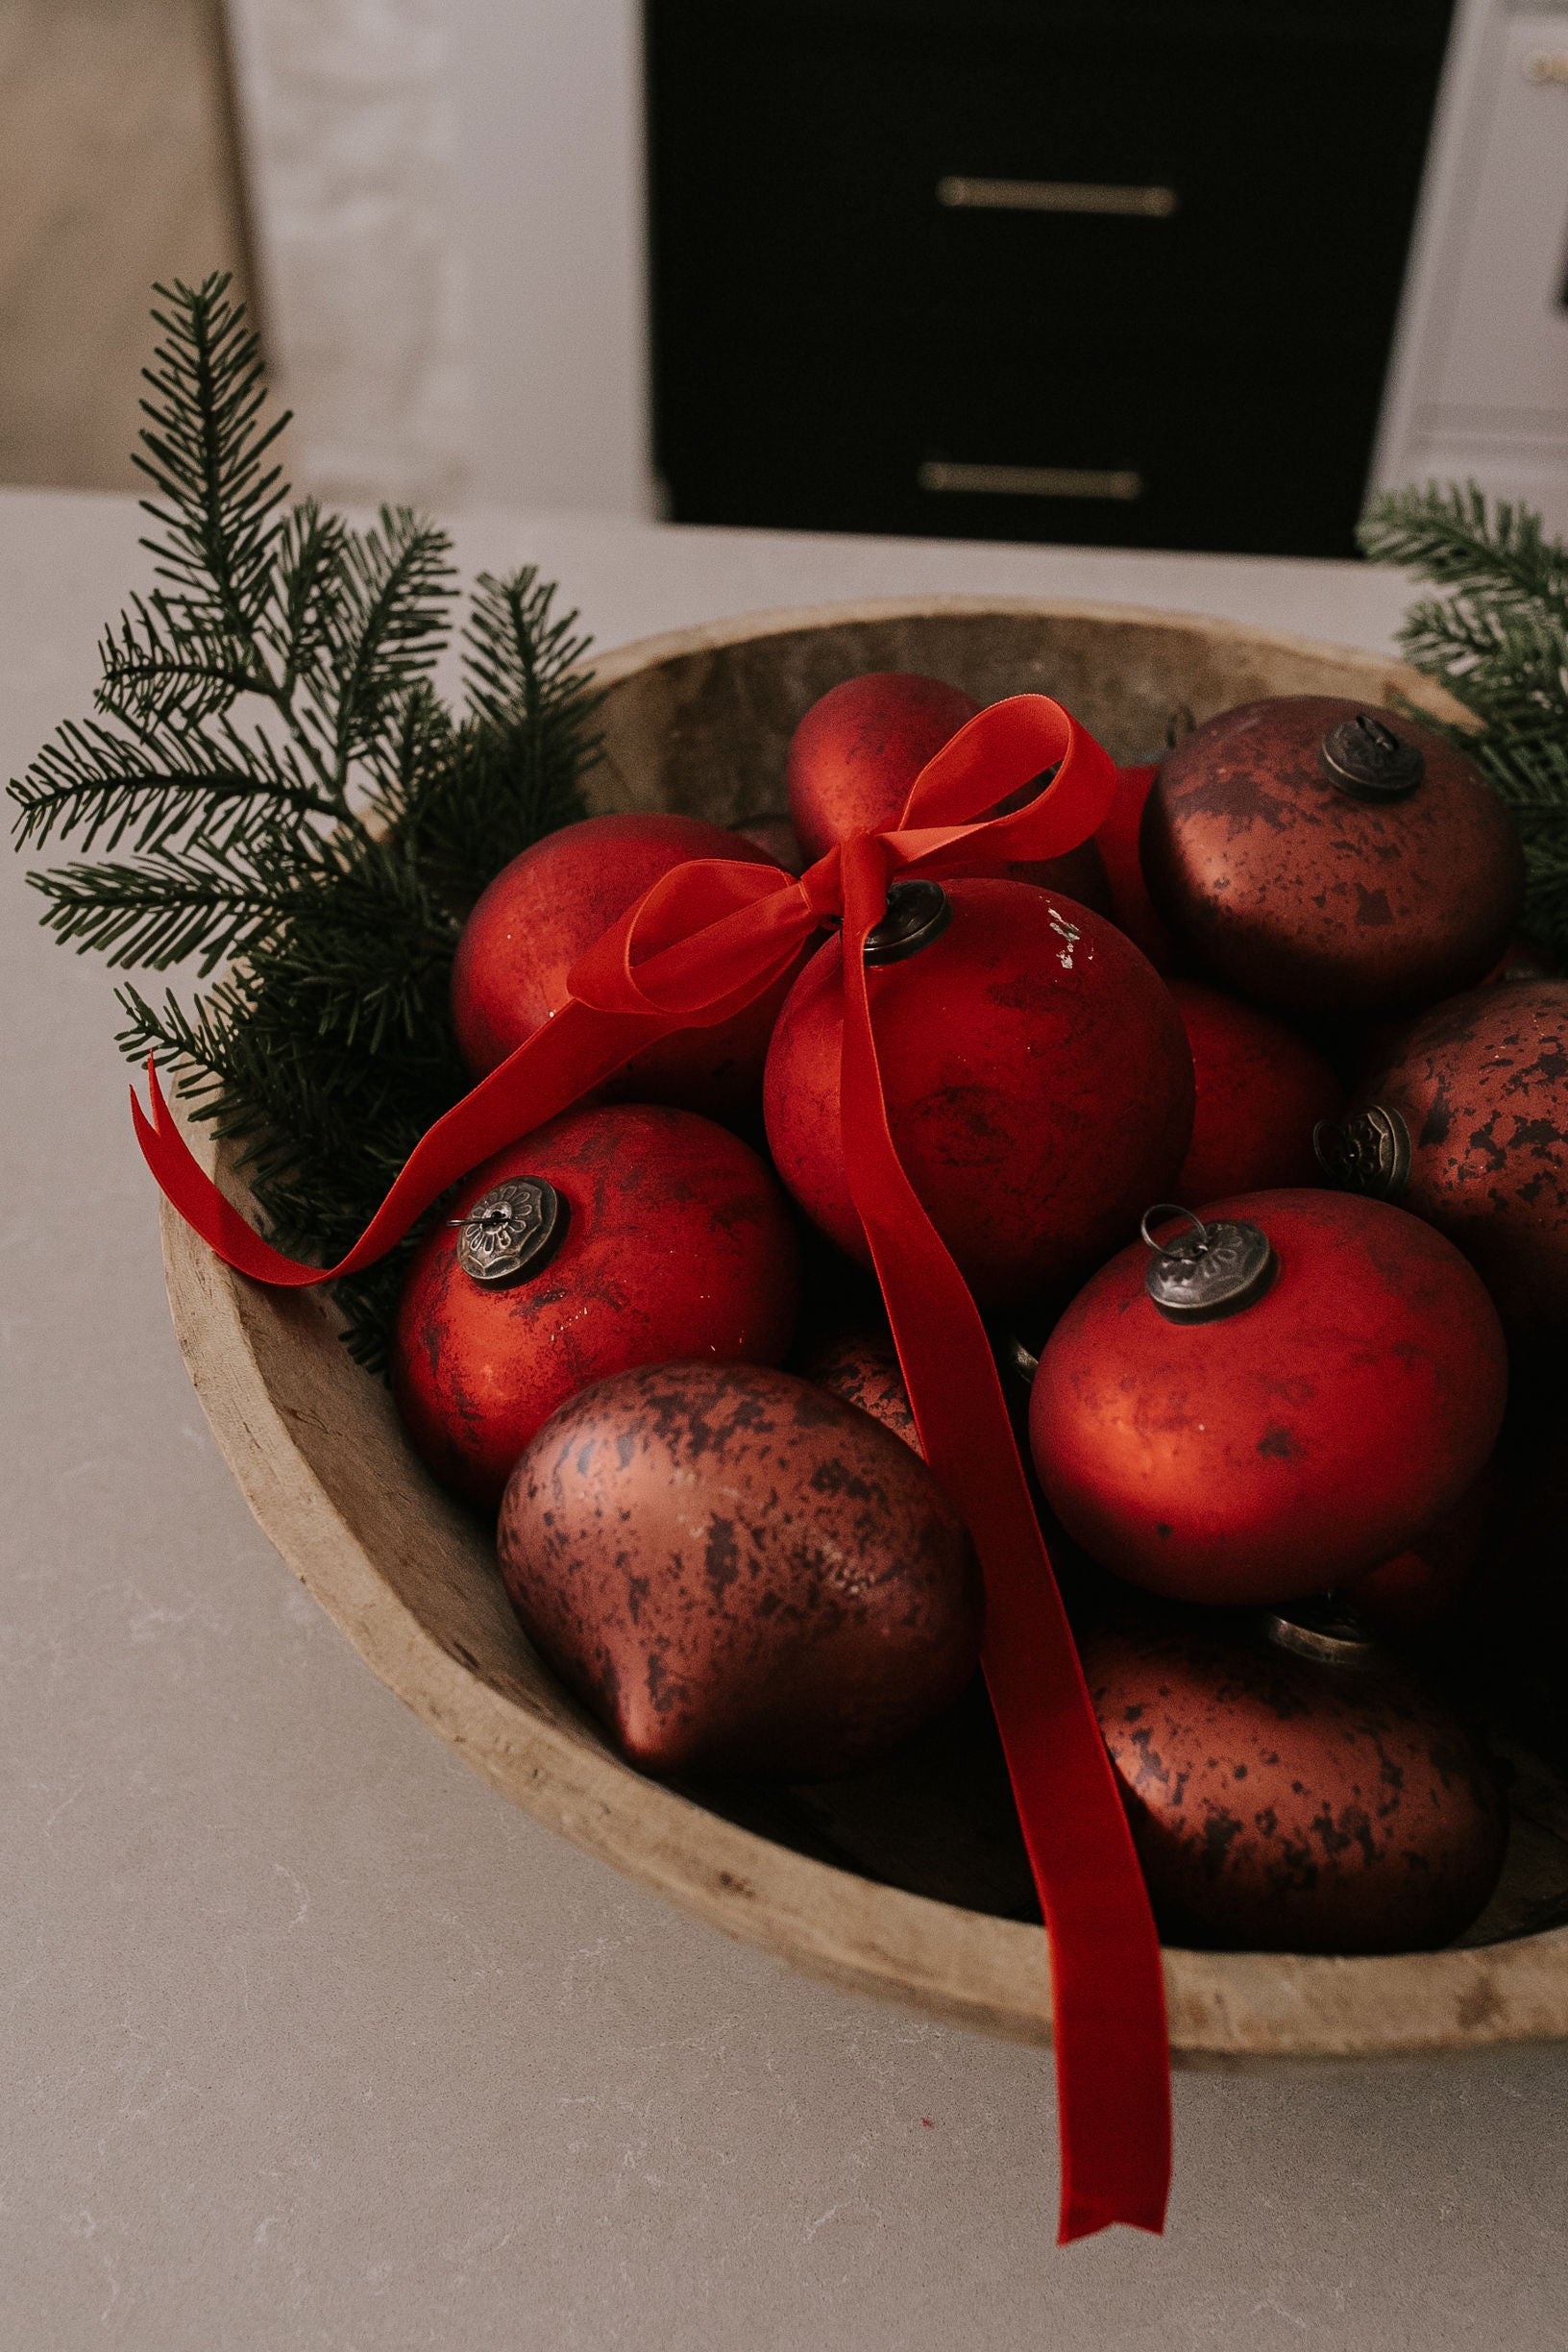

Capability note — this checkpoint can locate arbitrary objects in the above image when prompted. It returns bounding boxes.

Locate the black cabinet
[647,0,1454,557]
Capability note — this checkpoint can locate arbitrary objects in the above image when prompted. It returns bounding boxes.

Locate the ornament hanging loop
[1141,1201,1277,1325]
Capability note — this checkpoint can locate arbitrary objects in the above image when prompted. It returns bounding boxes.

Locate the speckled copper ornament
[1169,980,1344,1203]
[784,670,1111,909]
[497,1360,982,1776]
[764,876,1194,1310]
[798,1324,920,1454]
[450,810,798,1123]
[1140,697,1525,1014]
[1339,979,1568,1345]
[391,1104,800,1507]
[1030,1188,1508,1605]
[1080,1607,1507,1953]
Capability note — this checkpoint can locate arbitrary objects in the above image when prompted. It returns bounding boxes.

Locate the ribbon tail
[835,841,1171,2243]
[131,997,672,1287]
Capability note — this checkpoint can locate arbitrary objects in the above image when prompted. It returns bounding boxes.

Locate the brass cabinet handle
[918,461,1144,502]
[937,175,1178,219]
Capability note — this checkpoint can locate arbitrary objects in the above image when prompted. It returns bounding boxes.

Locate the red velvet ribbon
[133,695,1171,2242]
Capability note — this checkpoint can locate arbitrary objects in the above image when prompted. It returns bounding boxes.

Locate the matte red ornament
[1093,761,1180,970]
[451,811,796,1122]
[497,1360,981,1775]
[787,671,982,862]
[764,876,1194,1309]
[1141,697,1525,1014]
[786,670,1110,909]
[392,1104,799,1507]
[1343,1460,1496,1640]
[799,1323,919,1454]
[1030,1188,1508,1605]
[1169,979,1344,1203]
[1080,1606,1506,1952]
[731,813,805,873]
[1324,979,1568,1347]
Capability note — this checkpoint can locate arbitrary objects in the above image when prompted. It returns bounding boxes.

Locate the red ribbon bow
[135,694,1171,2242]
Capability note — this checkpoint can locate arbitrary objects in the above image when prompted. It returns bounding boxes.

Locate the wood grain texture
[159,599,1568,2062]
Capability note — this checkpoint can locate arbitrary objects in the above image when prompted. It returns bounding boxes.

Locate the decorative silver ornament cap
[1262,1594,1381,1668]
[1313,1103,1412,1200]
[1141,1204,1277,1324]
[1319,713,1425,801]
[455,1178,567,1287]
[863,879,952,965]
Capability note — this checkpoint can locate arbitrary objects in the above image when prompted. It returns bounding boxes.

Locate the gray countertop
[4,487,1565,2350]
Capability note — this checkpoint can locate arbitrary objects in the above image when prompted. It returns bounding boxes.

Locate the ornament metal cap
[863,878,952,965]
[454,1177,567,1287]
[1262,1594,1381,1668]
[1313,1103,1411,1200]
[1141,1204,1277,1324]
[1319,713,1426,801]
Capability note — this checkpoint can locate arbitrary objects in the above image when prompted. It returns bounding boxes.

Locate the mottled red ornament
[1030,1189,1507,1605]
[731,813,805,873]
[450,811,795,1122]
[392,1104,799,1507]
[1169,979,1343,1203]
[498,1360,981,1775]
[1322,979,1568,1346]
[798,1324,919,1454]
[785,670,1110,909]
[1141,697,1525,1014]
[1081,1605,1506,1952]
[1344,1460,1496,1639]
[1093,759,1180,970]
[787,671,982,863]
[764,876,1194,1309]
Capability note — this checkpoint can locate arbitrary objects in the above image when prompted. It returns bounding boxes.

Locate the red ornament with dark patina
[799,1323,920,1454]
[1343,1459,1497,1640]
[497,1360,981,1776]
[392,1104,799,1507]
[450,810,796,1123]
[1079,1606,1506,1952]
[1330,978,1568,1347]
[764,876,1194,1310]
[1170,978,1344,1204]
[1141,697,1525,1014]
[786,670,1110,910]
[1030,1188,1507,1605]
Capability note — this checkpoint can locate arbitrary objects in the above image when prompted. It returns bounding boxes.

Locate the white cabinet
[1376,0,1568,530]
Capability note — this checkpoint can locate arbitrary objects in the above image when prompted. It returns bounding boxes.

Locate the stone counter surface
[3,487,1564,2350]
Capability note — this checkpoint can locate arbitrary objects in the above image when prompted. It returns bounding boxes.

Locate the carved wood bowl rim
[159,597,1568,2067]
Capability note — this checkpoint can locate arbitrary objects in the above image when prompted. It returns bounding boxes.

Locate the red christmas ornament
[764,876,1194,1309]
[1030,1188,1508,1605]
[731,812,805,873]
[392,1104,799,1507]
[1320,979,1568,1347]
[450,811,796,1122]
[497,1360,981,1775]
[799,1323,919,1454]
[1081,1603,1506,1952]
[786,670,1110,910]
[1343,1459,1496,1639]
[1141,697,1525,1014]
[1093,759,1180,970]
[787,671,982,862]
[1169,979,1344,1203]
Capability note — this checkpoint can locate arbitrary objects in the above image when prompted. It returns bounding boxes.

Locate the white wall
[450,0,651,515]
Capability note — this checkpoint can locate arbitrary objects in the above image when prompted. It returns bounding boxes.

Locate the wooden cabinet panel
[649,0,1454,554]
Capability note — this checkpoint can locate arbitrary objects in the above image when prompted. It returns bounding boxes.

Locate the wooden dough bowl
[161,597,1568,2067]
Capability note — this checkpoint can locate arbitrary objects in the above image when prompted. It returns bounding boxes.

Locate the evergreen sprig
[1359,482,1568,961]
[9,275,602,1368]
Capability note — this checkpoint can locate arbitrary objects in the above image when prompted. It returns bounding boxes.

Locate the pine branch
[1359,481,1568,962]
[12,278,603,1375]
